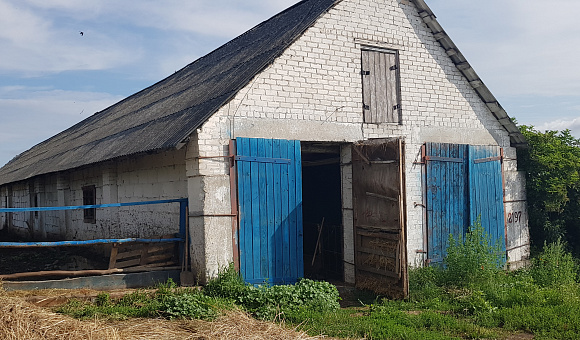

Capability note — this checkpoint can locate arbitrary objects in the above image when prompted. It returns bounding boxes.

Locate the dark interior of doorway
[301,143,343,281]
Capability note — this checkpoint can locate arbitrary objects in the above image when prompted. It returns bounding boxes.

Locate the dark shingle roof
[0,0,340,185]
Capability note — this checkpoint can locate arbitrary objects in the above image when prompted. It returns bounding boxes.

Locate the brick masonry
[189,0,528,282]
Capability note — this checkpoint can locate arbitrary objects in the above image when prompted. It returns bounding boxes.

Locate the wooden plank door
[425,143,505,265]
[236,137,303,285]
[425,143,469,265]
[352,139,408,298]
[361,49,400,124]
[469,145,505,253]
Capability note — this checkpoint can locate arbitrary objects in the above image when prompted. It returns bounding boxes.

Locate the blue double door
[425,143,505,264]
[235,138,303,284]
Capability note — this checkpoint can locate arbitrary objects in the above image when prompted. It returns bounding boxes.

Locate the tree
[518,125,580,256]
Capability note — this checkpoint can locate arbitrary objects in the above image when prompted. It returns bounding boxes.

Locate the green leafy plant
[203,265,340,320]
[442,220,504,288]
[531,238,578,287]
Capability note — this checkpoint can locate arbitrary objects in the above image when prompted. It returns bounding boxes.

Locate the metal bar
[474,156,502,164]
[506,243,530,252]
[0,198,188,213]
[365,192,398,202]
[424,156,463,163]
[504,199,527,203]
[234,155,290,164]
[229,139,240,272]
[197,155,233,159]
[0,238,183,248]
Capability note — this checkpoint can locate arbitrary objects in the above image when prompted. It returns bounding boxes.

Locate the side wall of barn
[0,148,188,241]
[186,0,529,282]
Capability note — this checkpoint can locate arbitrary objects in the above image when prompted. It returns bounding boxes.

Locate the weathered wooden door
[425,143,469,265]
[425,143,505,264]
[352,139,408,298]
[361,49,400,124]
[236,137,303,285]
[469,145,505,253]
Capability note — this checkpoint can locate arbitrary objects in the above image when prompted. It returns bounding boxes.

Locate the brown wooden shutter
[362,50,400,123]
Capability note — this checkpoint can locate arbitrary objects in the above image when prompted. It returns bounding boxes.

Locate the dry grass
[0,288,329,340]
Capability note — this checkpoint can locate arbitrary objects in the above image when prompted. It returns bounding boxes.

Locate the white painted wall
[1,148,188,241]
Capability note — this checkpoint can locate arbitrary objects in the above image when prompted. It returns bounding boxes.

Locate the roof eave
[410,0,526,148]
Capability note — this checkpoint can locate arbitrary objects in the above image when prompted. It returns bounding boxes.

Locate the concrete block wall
[185,117,234,283]
[1,148,187,242]
[503,147,530,268]
[192,0,517,279]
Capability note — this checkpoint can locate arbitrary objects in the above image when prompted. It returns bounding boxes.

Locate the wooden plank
[240,138,253,280]
[280,142,290,279]
[376,51,388,123]
[109,245,119,270]
[294,140,304,279]
[115,258,142,269]
[266,139,276,281]
[356,224,400,232]
[250,138,261,281]
[288,140,298,281]
[357,266,399,279]
[258,139,268,279]
[362,50,372,123]
[356,230,401,240]
[145,253,176,264]
[366,192,398,202]
[273,139,284,281]
[386,52,398,123]
[139,245,149,266]
[357,246,397,258]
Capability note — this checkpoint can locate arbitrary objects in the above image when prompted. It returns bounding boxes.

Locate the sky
[1,0,579,167]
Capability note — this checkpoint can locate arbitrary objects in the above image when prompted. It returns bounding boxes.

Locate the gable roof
[0,0,524,186]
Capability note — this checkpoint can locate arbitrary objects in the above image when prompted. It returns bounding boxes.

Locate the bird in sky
[79,31,84,36]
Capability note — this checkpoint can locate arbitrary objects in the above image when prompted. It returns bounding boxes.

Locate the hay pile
[0,291,327,339]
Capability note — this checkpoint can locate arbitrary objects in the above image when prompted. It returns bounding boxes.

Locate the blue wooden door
[236,137,303,285]
[425,143,469,264]
[426,143,505,264]
[469,145,505,253]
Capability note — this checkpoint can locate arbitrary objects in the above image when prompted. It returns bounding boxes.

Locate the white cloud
[428,0,580,97]
[537,117,580,134]
[0,0,141,75]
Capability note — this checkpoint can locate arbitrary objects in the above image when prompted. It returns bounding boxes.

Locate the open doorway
[301,142,343,281]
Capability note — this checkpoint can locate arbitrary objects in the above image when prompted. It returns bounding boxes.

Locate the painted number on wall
[507,211,522,224]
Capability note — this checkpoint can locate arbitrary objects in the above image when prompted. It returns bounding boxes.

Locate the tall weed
[442,220,504,288]
[531,238,578,287]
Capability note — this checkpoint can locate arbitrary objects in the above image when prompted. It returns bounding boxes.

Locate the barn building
[0,0,529,297]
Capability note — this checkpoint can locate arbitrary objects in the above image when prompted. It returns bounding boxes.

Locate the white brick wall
[2,148,188,241]
[194,0,516,277]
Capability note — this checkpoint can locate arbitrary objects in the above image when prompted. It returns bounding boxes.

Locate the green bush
[531,239,578,287]
[442,221,504,288]
[157,291,219,319]
[203,265,340,319]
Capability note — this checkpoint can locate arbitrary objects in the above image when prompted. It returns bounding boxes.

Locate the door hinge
[390,65,398,71]
[363,104,370,110]
[393,104,401,110]
[361,70,370,75]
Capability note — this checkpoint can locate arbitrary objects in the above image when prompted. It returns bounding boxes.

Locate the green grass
[56,228,580,339]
